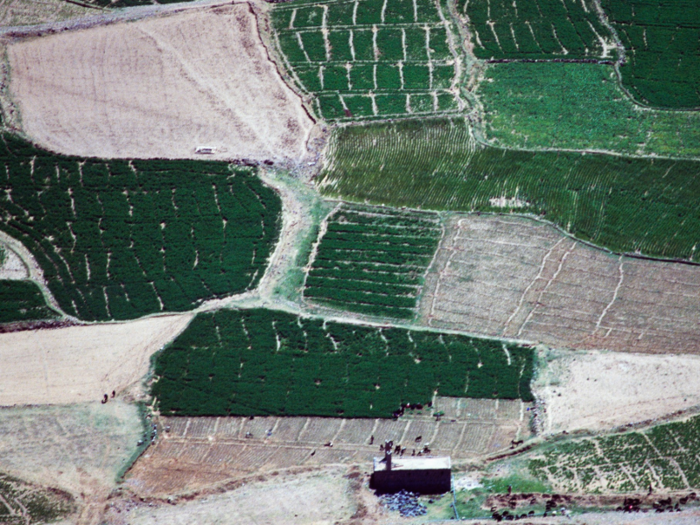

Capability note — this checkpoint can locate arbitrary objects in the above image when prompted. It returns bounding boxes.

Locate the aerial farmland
[0,0,698,523]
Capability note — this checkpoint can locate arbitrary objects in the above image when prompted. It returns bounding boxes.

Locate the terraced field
[479,63,700,158]
[126,397,531,497]
[459,0,616,60]
[271,0,463,120]
[419,215,700,354]
[320,118,700,262]
[528,415,700,493]
[304,203,442,318]
[0,135,281,321]
[152,308,535,418]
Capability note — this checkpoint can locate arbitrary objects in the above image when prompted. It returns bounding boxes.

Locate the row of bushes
[152,309,535,417]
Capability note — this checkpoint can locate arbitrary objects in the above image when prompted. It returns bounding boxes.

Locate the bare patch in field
[419,215,700,354]
[0,0,89,27]
[125,398,531,498]
[0,402,142,525]
[0,313,192,405]
[0,244,27,279]
[7,4,313,163]
[535,349,700,435]
[117,470,353,525]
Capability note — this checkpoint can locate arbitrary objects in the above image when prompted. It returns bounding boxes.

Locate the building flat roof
[373,455,451,472]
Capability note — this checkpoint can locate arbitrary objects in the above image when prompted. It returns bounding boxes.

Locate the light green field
[479,62,700,158]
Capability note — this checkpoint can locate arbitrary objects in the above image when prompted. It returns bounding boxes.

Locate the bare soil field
[0,243,27,279]
[125,398,531,498]
[419,215,700,354]
[0,313,192,405]
[0,0,89,27]
[534,349,700,435]
[7,3,313,163]
[0,401,143,525]
[114,470,354,525]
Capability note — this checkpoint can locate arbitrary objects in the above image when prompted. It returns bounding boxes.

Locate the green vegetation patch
[461,0,615,60]
[528,415,700,492]
[152,309,535,417]
[0,135,281,321]
[479,62,700,158]
[0,280,58,324]
[305,204,441,319]
[602,0,700,108]
[272,0,460,120]
[319,117,700,262]
[0,473,74,523]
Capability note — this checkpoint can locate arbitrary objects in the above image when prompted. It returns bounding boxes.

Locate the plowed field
[7,4,313,163]
[126,397,531,497]
[419,215,700,354]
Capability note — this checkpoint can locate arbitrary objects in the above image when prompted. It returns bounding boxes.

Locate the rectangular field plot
[461,0,616,60]
[0,135,281,321]
[126,400,530,497]
[526,415,700,493]
[419,214,700,354]
[271,0,462,120]
[304,203,442,319]
[152,309,535,419]
[480,63,700,159]
[319,117,700,264]
[601,0,700,109]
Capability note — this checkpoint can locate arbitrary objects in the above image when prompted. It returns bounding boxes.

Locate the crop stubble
[126,397,530,497]
[419,215,700,354]
[7,5,313,163]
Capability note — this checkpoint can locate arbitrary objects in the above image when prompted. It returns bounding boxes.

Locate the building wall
[370,468,451,494]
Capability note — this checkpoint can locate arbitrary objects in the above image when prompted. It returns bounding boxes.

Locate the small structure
[195,146,215,154]
[371,441,451,494]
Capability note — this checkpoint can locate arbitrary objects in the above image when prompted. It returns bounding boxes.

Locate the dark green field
[152,308,535,418]
[0,281,58,324]
[319,118,700,262]
[602,0,700,109]
[305,204,441,318]
[0,135,281,321]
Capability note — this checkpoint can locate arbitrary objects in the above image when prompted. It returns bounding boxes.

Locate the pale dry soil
[535,348,700,434]
[7,3,313,163]
[419,214,700,354]
[0,401,142,525]
[117,470,355,525]
[125,398,530,498]
[0,313,192,405]
[0,243,27,279]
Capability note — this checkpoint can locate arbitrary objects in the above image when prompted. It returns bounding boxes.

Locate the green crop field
[271,0,462,121]
[304,204,441,319]
[0,473,74,523]
[602,0,700,109]
[152,308,535,417]
[528,416,700,493]
[319,118,700,262]
[0,135,281,322]
[0,281,58,324]
[460,0,615,60]
[479,62,700,158]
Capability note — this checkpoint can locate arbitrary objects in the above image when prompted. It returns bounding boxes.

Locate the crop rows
[304,204,441,319]
[0,281,57,324]
[529,416,700,493]
[0,134,281,321]
[461,0,615,60]
[479,62,700,158]
[319,118,700,262]
[602,0,700,108]
[152,308,535,418]
[272,0,461,120]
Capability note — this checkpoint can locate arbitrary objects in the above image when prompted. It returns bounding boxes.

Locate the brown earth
[6,3,314,164]
[125,397,531,498]
[0,313,192,406]
[419,214,700,355]
[0,401,143,525]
